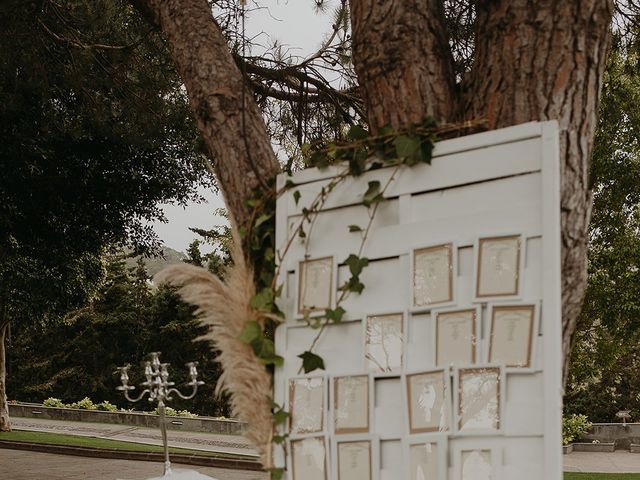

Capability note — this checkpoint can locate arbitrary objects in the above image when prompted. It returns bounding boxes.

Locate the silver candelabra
[116,352,204,477]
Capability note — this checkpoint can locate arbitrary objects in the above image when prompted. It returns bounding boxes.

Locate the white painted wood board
[274,121,562,480]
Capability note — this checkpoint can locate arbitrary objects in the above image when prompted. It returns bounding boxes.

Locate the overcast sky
[151,0,335,252]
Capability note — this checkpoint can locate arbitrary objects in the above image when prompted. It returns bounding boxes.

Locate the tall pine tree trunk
[130,0,280,229]
[349,0,613,382]
[0,322,10,432]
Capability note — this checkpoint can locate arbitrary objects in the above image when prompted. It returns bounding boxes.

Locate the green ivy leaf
[272,434,289,445]
[238,320,261,344]
[263,354,284,367]
[326,306,346,323]
[394,134,421,162]
[362,180,382,207]
[341,276,365,294]
[251,336,277,362]
[298,351,325,373]
[309,150,329,169]
[269,468,285,480]
[250,288,274,311]
[419,138,434,164]
[293,190,301,205]
[264,247,274,262]
[344,254,370,277]
[272,409,290,426]
[348,225,362,232]
[347,124,369,141]
[254,212,273,229]
[349,148,368,176]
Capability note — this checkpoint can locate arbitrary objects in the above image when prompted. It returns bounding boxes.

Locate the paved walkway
[11,417,640,475]
[0,449,267,480]
[564,451,640,473]
[11,417,258,458]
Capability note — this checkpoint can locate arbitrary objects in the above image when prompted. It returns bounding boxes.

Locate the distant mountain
[125,245,187,278]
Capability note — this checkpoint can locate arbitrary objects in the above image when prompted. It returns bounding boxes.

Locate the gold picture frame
[405,369,451,433]
[290,436,328,480]
[336,439,372,480]
[475,235,522,299]
[333,374,370,434]
[288,376,326,434]
[412,243,454,309]
[488,304,536,368]
[456,367,502,434]
[434,308,478,367]
[364,312,404,373]
[297,256,334,316]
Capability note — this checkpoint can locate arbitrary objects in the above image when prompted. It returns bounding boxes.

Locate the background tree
[184,211,233,277]
[565,23,640,421]
[0,0,211,430]
[8,256,228,416]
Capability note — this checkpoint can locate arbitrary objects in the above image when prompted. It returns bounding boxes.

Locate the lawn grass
[565,474,640,479]
[0,430,257,460]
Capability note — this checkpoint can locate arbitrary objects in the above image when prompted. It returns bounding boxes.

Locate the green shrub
[69,397,96,410]
[43,397,65,408]
[176,410,198,418]
[40,396,198,418]
[151,406,197,417]
[563,414,592,445]
[95,400,118,412]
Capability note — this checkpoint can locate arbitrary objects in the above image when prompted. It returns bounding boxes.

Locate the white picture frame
[289,435,329,480]
[363,311,406,374]
[330,373,374,434]
[486,302,540,370]
[410,242,457,311]
[452,443,502,480]
[432,306,481,367]
[403,434,448,480]
[332,435,379,480]
[402,368,452,434]
[296,255,337,318]
[473,234,525,302]
[287,374,327,435]
[453,366,504,435]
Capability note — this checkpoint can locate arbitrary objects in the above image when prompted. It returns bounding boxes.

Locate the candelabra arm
[123,388,151,403]
[167,384,200,401]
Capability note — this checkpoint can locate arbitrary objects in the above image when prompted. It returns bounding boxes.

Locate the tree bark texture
[0,322,10,432]
[349,0,458,130]
[350,0,613,384]
[465,0,612,385]
[131,0,280,229]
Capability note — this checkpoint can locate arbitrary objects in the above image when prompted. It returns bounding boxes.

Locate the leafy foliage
[0,0,210,260]
[564,26,640,422]
[297,351,325,374]
[562,414,592,445]
[0,0,211,426]
[7,256,229,417]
